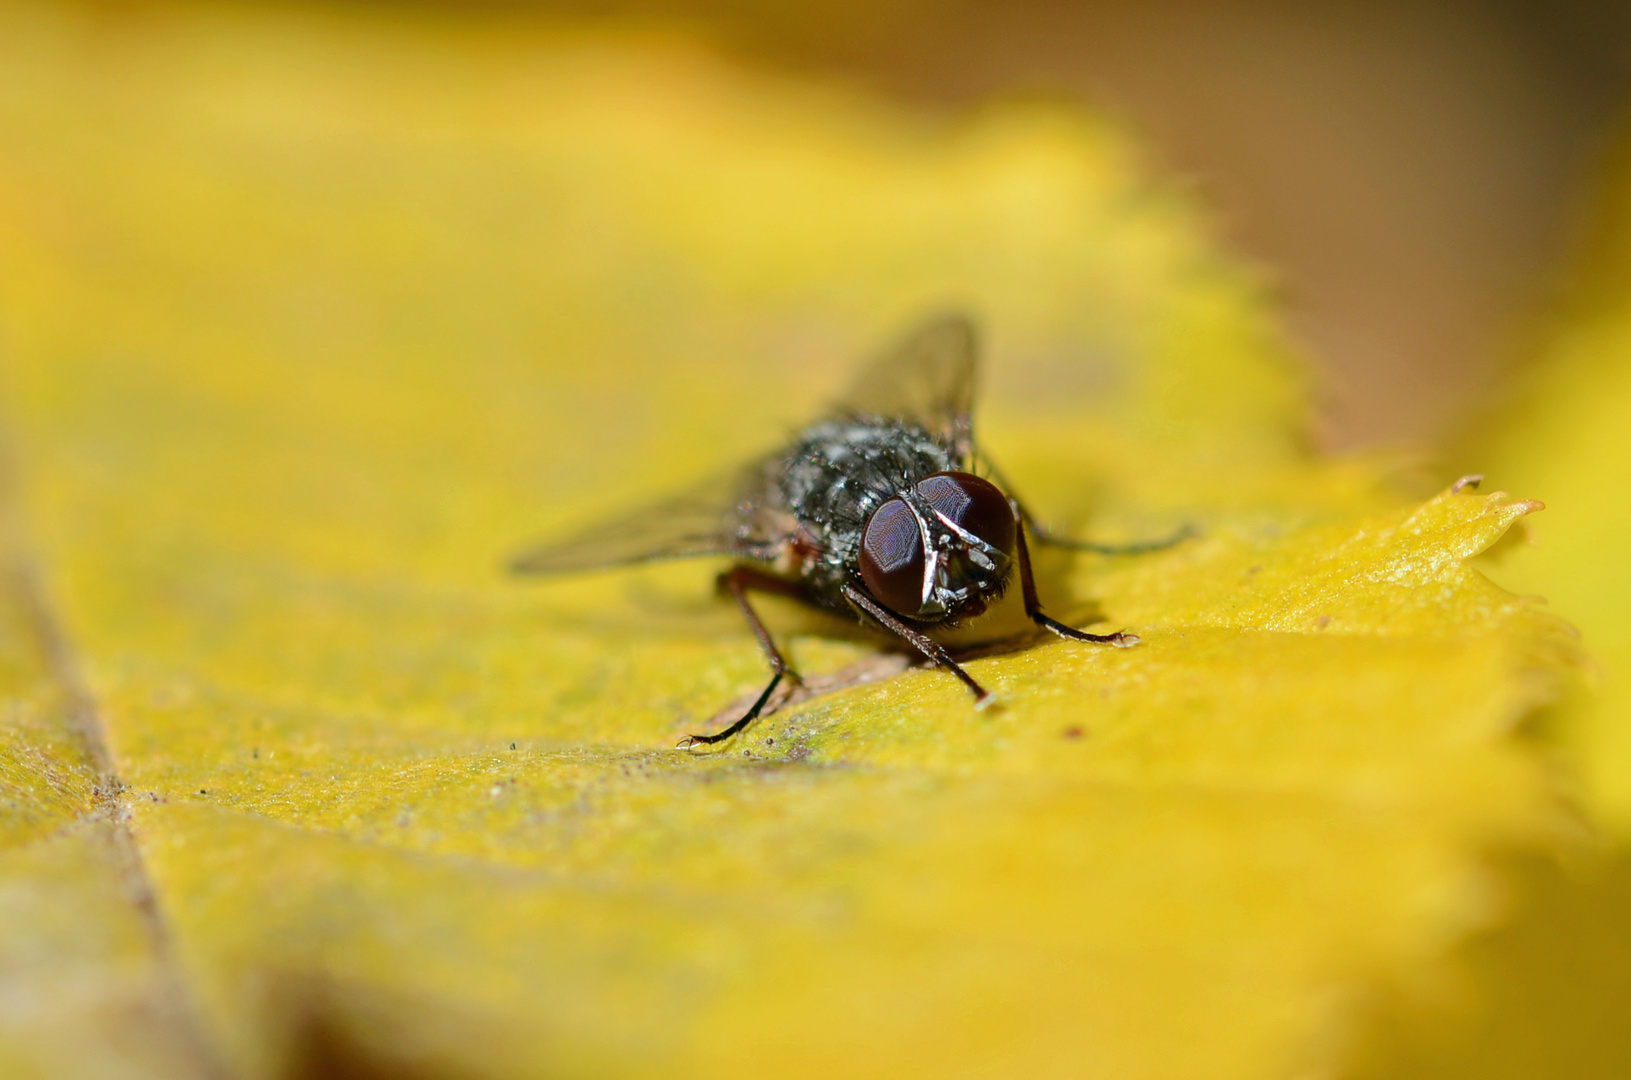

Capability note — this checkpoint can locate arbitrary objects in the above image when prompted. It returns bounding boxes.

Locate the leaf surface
[0,4,1577,1078]
[1332,129,1631,1080]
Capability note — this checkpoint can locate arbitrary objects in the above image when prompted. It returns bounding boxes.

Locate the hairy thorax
[776,419,955,611]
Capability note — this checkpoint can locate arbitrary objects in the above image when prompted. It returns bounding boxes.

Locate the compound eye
[859,497,927,615]
[915,472,1017,557]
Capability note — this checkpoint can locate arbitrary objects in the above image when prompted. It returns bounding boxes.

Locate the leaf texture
[0,4,1579,1078]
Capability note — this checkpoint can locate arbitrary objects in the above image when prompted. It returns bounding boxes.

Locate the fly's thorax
[776,417,958,608]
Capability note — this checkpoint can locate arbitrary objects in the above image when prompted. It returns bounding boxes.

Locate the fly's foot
[677,721,753,750]
[1035,612,1140,647]
[676,731,724,750]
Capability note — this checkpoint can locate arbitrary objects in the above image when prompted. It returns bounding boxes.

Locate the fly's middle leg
[677,566,805,748]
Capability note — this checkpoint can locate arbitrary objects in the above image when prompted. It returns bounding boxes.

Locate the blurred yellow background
[1,1,1629,1079]
[387,0,1631,450]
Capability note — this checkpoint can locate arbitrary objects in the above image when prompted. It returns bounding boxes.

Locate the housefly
[511,314,1182,747]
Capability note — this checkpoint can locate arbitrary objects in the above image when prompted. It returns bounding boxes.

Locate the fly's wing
[833,312,978,462]
[508,456,790,575]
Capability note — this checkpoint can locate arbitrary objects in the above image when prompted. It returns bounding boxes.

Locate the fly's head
[856,472,1017,623]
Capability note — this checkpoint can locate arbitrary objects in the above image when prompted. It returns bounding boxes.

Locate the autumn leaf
[0,4,1579,1079]
[1319,132,1631,1080]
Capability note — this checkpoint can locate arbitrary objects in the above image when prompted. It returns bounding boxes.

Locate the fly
[510,314,1186,747]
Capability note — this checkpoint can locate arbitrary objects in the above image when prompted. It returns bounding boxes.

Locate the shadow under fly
[510,314,1189,747]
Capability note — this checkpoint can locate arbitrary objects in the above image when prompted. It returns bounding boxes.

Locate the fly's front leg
[677,566,805,749]
[1014,522,1140,647]
[842,583,994,707]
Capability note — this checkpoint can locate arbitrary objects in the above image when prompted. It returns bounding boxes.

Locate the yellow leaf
[1320,130,1631,1080]
[0,3,1577,1079]
[0,537,219,1076]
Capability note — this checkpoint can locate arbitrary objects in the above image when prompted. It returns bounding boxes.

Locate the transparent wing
[508,458,790,575]
[832,311,978,459]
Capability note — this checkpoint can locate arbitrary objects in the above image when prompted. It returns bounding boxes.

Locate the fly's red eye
[915,472,1016,556]
[859,497,926,615]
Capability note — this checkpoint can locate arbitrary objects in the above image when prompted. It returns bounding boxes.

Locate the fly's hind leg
[1027,522,1194,555]
[1015,522,1141,647]
[976,451,1192,556]
[678,567,805,749]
